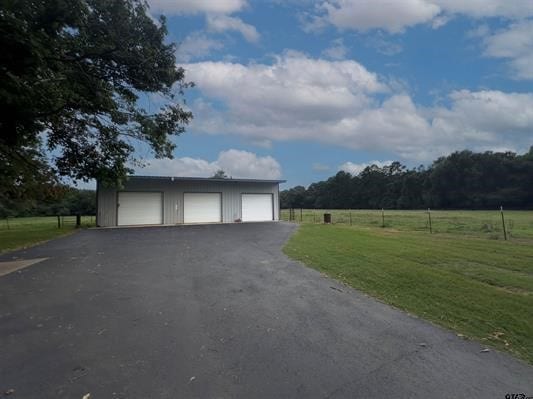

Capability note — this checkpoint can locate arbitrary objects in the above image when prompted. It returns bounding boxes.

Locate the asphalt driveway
[0,222,531,398]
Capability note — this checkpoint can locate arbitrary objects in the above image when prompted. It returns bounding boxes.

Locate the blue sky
[128,0,533,189]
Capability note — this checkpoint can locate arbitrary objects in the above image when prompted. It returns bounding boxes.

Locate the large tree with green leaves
[0,0,192,190]
[0,146,62,217]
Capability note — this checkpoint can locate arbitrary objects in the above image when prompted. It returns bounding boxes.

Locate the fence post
[76,214,81,227]
[427,208,432,234]
[57,215,61,229]
[381,208,385,228]
[300,208,303,223]
[500,206,507,241]
[349,209,352,226]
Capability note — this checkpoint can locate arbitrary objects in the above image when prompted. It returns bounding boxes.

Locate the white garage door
[183,193,222,223]
[117,192,163,226]
[241,194,273,222]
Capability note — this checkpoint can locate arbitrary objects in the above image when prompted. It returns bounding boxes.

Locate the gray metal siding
[97,178,280,227]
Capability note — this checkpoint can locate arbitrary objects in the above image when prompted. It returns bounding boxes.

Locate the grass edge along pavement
[0,216,95,254]
[283,223,533,365]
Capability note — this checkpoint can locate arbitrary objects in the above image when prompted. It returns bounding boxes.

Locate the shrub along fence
[280,208,533,241]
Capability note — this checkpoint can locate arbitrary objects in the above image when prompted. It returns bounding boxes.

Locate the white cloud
[340,160,393,175]
[484,24,532,57]
[482,20,533,80]
[147,0,259,46]
[185,53,533,161]
[433,0,533,19]
[432,90,533,140]
[307,0,533,33]
[319,0,440,33]
[217,149,281,178]
[136,149,282,179]
[185,52,387,129]
[148,0,247,15]
[176,32,223,63]
[322,38,348,60]
[430,14,450,29]
[206,14,260,43]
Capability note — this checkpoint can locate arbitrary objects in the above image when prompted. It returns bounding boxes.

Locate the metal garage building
[96,176,285,227]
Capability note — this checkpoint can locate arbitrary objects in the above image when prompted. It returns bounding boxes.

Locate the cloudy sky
[132,0,533,188]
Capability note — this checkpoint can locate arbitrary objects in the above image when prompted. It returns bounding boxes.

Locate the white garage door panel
[184,193,222,223]
[117,192,163,226]
[242,194,273,222]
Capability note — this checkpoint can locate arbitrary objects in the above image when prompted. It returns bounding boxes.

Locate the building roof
[129,175,286,184]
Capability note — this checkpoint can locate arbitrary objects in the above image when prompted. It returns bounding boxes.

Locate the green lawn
[283,224,533,364]
[281,209,533,240]
[0,216,95,253]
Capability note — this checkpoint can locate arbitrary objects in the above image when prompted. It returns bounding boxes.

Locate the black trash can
[324,213,332,224]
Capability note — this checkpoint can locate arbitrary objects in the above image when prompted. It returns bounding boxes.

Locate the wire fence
[281,208,533,241]
[1,215,96,231]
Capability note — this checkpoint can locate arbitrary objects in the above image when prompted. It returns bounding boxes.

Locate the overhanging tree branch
[0,0,193,188]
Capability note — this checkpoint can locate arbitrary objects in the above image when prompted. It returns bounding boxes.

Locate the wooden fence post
[428,208,433,234]
[500,206,507,241]
[57,215,61,229]
[381,208,385,228]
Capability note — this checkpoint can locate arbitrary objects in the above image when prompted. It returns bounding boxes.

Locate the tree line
[0,186,96,218]
[281,148,533,210]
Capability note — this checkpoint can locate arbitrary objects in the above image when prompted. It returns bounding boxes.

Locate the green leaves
[0,0,193,190]
[281,150,533,210]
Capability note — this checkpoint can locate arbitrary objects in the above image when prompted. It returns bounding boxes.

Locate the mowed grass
[0,216,95,253]
[281,209,533,240]
[283,224,533,364]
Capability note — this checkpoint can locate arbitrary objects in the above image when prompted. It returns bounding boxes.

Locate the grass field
[0,216,96,253]
[283,222,533,364]
[281,209,533,240]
